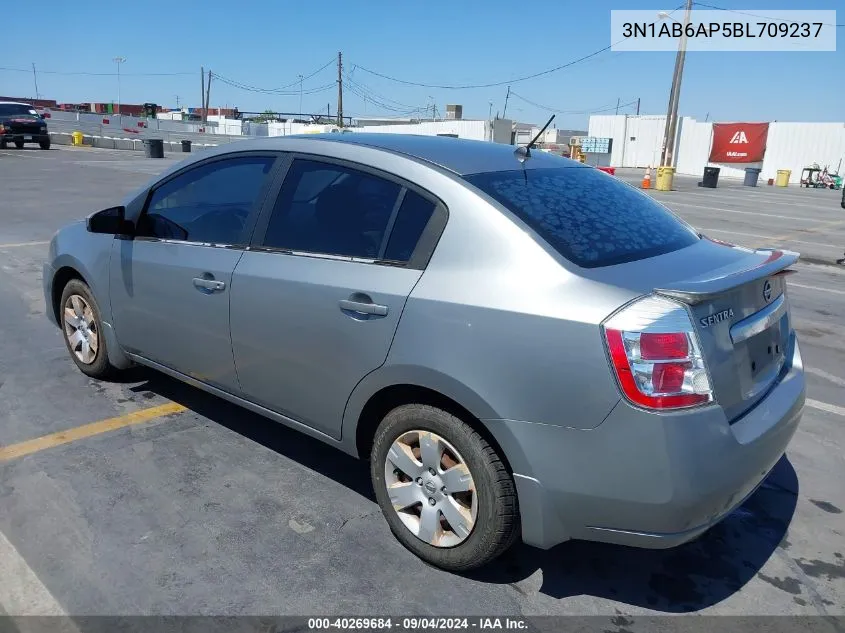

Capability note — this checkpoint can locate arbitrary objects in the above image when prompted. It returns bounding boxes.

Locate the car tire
[40,138,51,150]
[0,140,6,149]
[59,279,117,379]
[14,139,24,149]
[370,404,520,572]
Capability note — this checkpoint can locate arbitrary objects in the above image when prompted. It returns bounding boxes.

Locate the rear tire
[14,139,24,149]
[0,140,6,149]
[40,137,51,150]
[370,404,520,572]
[59,279,117,379]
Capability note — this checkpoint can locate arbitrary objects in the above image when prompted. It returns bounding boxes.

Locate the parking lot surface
[1,147,843,618]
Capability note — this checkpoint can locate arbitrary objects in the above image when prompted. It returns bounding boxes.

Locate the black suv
[0,101,50,150]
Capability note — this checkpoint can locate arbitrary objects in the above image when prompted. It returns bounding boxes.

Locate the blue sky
[1,0,841,127]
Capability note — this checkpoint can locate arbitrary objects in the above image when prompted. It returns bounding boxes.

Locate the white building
[588,114,845,184]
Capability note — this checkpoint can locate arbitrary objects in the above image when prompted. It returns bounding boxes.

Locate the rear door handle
[193,277,226,292]
[339,299,389,317]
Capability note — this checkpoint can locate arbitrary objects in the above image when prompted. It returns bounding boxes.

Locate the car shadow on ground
[128,369,798,613]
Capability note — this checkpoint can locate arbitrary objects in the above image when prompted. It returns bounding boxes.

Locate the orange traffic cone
[641,168,651,189]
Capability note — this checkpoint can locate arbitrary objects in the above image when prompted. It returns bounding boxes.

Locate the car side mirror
[86,206,134,235]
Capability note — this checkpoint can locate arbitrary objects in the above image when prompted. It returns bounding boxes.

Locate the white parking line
[0,151,52,160]
[0,531,72,619]
[807,399,845,417]
[698,228,842,249]
[669,202,818,222]
[788,282,845,296]
[806,367,845,388]
[0,241,50,249]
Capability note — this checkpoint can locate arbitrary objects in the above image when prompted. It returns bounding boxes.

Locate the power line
[343,81,426,116]
[350,3,686,90]
[353,46,616,89]
[0,65,193,76]
[213,73,335,96]
[693,2,843,27]
[343,71,424,111]
[510,91,639,115]
[211,58,336,95]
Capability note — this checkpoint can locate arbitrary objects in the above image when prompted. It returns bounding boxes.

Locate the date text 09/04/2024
[622,21,824,39]
[306,617,530,631]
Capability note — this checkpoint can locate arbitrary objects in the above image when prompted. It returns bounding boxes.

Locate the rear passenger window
[383,191,436,263]
[263,159,401,259]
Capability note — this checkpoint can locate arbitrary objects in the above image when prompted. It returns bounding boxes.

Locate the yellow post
[72,131,83,146]
[776,169,791,187]
[656,166,675,191]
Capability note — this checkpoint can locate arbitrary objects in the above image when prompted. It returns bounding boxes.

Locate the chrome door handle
[193,277,226,292]
[338,299,389,316]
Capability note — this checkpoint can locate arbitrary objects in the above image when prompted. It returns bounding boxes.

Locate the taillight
[603,295,713,411]
[0,124,5,134]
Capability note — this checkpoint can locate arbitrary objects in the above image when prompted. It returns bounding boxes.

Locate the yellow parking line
[0,241,50,249]
[0,403,187,462]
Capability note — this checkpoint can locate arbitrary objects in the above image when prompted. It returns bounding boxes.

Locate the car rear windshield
[464,167,700,268]
[0,104,38,116]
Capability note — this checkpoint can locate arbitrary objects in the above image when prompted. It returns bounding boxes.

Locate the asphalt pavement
[0,146,843,622]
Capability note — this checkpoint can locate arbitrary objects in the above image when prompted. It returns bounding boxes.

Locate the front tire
[14,139,24,149]
[59,279,117,379]
[40,137,51,150]
[370,404,519,572]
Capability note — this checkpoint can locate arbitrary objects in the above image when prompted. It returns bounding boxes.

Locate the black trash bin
[744,167,762,187]
[144,138,164,159]
[181,139,192,153]
[699,166,720,188]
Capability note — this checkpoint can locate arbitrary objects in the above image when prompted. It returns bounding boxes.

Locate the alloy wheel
[63,294,99,364]
[383,430,478,548]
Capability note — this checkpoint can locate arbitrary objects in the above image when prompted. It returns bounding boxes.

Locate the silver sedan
[44,134,805,571]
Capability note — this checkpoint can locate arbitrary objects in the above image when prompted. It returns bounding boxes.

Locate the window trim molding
[250,152,448,270]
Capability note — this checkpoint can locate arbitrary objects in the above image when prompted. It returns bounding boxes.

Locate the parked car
[0,101,50,149]
[44,134,805,571]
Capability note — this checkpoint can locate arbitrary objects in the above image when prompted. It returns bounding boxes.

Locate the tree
[252,109,278,123]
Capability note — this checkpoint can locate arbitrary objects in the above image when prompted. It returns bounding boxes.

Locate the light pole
[298,74,304,121]
[113,57,126,116]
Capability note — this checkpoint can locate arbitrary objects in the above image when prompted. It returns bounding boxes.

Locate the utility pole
[659,0,693,167]
[336,51,344,128]
[502,86,510,119]
[615,98,621,115]
[175,95,180,109]
[488,101,493,120]
[112,56,126,116]
[298,74,304,121]
[205,70,212,120]
[32,63,39,100]
[201,67,206,123]
[636,97,641,115]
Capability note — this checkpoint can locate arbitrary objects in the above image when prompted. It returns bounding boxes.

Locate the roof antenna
[514,114,555,163]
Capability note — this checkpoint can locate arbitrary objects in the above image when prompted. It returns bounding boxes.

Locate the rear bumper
[485,336,805,550]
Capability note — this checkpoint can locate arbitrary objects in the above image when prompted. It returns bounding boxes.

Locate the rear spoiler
[654,249,800,305]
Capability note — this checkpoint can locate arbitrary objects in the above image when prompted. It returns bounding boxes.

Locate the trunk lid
[586,238,799,421]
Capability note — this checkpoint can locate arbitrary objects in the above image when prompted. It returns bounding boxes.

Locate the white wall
[589,114,845,183]
[354,119,488,141]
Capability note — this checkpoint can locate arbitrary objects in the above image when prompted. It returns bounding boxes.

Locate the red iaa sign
[709,122,769,163]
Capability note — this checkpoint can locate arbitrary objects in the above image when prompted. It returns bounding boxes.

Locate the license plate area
[747,322,784,379]
[741,314,787,400]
